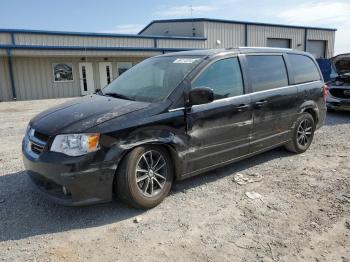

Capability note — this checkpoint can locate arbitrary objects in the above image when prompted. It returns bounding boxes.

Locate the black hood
[30,95,150,135]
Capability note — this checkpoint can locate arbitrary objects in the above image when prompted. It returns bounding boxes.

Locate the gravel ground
[0,98,349,262]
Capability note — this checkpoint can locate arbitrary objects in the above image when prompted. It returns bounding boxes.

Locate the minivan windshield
[102,56,203,102]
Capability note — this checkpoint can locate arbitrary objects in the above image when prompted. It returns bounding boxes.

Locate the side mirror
[188,87,214,106]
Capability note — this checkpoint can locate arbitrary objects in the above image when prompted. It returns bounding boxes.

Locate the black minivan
[22,48,327,208]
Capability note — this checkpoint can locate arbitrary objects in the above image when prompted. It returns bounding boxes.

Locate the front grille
[34,130,50,142]
[27,128,50,156]
[31,142,44,154]
[329,88,350,99]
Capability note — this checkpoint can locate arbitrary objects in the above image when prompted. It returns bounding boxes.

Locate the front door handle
[234,104,249,111]
[255,100,267,108]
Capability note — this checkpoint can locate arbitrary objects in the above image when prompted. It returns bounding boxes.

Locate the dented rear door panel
[184,95,253,175]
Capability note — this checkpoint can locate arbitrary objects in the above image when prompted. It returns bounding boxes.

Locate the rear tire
[284,112,315,154]
[116,145,173,209]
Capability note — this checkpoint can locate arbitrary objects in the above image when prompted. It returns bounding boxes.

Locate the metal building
[0,18,336,101]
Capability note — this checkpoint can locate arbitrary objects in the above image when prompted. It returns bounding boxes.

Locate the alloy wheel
[135,150,167,197]
[297,119,313,147]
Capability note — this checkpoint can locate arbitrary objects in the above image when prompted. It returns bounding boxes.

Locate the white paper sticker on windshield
[173,58,200,64]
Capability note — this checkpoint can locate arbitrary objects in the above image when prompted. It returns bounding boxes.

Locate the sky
[0,0,349,55]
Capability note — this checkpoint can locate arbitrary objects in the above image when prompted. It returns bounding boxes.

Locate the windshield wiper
[103,92,135,101]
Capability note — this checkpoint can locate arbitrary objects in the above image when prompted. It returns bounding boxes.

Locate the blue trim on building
[0,28,206,41]
[0,44,197,53]
[138,18,337,35]
[6,49,17,100]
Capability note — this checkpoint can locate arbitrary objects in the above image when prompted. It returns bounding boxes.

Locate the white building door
[78,63,95,95]
[99,62,113,89]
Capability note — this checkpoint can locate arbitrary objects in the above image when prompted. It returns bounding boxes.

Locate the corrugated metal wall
[157,39,205,49]
[307,29,335,58]
[12,57,81,100]
[8,29,335,58]
[140,22,205,37]
[0,22,336,101]
[0,57,12,101]
[204,22,245,48]
[0,33,11,44]
[14,34,155,48]
[11,49,161,57]
[247,25,305,51]
[4,57,149,101]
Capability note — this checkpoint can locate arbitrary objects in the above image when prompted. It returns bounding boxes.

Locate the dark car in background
[22,48,327,209]
[325,53,350,111]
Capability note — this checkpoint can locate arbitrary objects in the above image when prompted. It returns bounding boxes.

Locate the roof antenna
[190,5,196,36]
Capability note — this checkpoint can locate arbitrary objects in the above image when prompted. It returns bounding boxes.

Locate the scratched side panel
[250,85,298,152]
[184,95,253,174]
[87,107,188,178]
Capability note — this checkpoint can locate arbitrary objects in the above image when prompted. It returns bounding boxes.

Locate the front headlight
[51,133,100,156]
[25,125,34,137]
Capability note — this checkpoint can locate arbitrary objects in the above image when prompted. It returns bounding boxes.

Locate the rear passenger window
[192,58,243,100]
[246,55,288,92]
[288,54,321,84]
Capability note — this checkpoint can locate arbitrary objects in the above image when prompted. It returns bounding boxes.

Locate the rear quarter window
[246,55,288,92]
[288,54,321,84]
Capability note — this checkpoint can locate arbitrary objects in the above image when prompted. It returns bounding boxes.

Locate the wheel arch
[298,101,319,125]
[112,129,186,193]
[123,141,183,180]
[112,141,182,195]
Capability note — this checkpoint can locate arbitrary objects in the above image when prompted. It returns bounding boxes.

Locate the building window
[81,66,88,91]
[117,62,133,76]
[106,65,111,84]
[53,63,73,82]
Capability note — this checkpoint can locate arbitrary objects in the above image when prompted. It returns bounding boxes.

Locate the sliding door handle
[234,104,249,111]
[254,100,267,108]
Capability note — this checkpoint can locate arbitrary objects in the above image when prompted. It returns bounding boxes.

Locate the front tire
[285,112,315,154]
[116,145,173,209]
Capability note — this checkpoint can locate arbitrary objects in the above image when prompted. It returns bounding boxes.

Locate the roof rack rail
[238,46,293,50]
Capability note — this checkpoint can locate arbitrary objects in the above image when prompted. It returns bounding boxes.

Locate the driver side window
[192,57,244,100]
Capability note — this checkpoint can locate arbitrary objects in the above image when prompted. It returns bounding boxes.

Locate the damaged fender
[110,127,188,180]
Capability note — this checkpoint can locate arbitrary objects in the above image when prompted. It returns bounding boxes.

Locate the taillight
[323,84,329,100]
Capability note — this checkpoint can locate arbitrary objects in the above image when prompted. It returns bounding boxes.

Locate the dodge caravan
[22,48,327,208]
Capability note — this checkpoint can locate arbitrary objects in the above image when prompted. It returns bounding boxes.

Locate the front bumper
[327,96,350,111]
[22,139,118,206]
